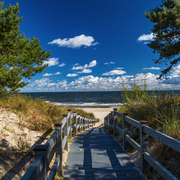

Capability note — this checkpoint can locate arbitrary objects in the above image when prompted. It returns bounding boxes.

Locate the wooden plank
[64,127,146,180]
[143,126,180,153]
[21,156,43,180]
[125,116,141,129]
[144,152,178,180]
[61,117,66,129]
[62,136,67,151]
[115,125,123,134]
[125,134,140,153]
[45,128,60,155]
[48,155,60,180]
[116,112,123,118]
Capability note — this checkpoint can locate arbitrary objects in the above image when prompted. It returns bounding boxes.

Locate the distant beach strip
[49,101,122,108]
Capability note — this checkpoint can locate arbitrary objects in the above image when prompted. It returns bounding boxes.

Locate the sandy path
[81,108,114,127]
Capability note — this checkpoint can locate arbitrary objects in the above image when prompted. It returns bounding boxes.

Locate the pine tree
[0,2,51,94]
[145,0,180,79]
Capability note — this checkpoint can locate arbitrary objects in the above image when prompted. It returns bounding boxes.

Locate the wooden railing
[21,109,97,180]
[104,108,180,180]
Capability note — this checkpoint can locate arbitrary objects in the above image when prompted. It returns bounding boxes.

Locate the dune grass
[0,93,95,132]
[118,71,180,179]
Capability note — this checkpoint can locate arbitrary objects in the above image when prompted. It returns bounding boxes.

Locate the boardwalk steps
[64,127,145,180]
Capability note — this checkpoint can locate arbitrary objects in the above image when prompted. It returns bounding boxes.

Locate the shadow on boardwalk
[64,127,146,180]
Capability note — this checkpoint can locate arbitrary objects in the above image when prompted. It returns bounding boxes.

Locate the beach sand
[81,108,114,127]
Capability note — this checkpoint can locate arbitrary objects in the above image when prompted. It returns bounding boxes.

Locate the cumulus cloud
[102,69,126,76]
[58,63,66,67]
[24,70,176,92]
[30,78,53,87]
[43,73,53,76]
[72,66,84,70]
[55,72,61,75]
[72,60,97,70]
[67,73,78,77]
[110,62,116,64]
[138,33,155,42]
[78,69,92,74]
[88,60,97,67]
[48,34,98,48]
[144,67,161,70]
[43,72,61,76]
[43,57,59,67]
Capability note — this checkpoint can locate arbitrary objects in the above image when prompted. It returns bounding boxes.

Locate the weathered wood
[55,124,63,175]
[123,113,128,150]
[140,121,148,173]
[125,134,141,153]
[144,152,178,180]
[143,126,180,153]
[33,145,48,180]
[48,155,60,180]
[64,127,146,180]
[21,156,43,180]
[105,110,180,180]
[125,116,141,129]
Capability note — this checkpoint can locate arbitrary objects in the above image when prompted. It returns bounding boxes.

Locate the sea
[20,90,180,108]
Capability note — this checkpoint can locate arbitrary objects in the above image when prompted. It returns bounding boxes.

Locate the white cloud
[43,57,59,67]
[144,67,161,70]
[102,69,126,76]
[104,62,116,65]
[55,72,61,75]
[72,60,97,74]
[43,72,61,76]
[116,67,124,69]
[72,66,84,70]
[58,63,66,67]
[47,83,56,87]
[78,69,92,74]
[138,33,155,42]
[24,70,177,91]
[89,60,97,67]
[48,34,98,48]
[43,73,53,76]
[67,73,78,77]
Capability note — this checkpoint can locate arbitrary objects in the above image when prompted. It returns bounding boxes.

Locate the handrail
[21,110,97,180]
[104,108,180,180]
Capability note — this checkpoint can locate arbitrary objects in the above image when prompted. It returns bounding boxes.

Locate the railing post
[107,113,110,132]
[79,115,82,132]
[140,120,148,173]
[74,112,77,135]
[122,113,128,151]
[33,145,48,180]
[68,109,72,137]
[63,114,68,151]
[55,122,63,176]
[78,114,80,132]
[111,111,113,131]
[81,116,83,131]
[113,108,117,136]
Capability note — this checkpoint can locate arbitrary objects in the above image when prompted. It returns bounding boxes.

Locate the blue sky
[4,0,180,91]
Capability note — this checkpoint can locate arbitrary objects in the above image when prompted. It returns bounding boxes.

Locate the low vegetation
[0,93,95,132]
[118,71,180,179]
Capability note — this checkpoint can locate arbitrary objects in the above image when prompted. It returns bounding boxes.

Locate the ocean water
[20,91,123,108]
[20,90,180,108]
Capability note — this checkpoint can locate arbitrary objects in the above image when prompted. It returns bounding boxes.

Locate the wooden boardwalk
[64,127,146,180]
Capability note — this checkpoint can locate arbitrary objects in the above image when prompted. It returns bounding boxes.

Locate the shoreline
[81,107,115,126]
